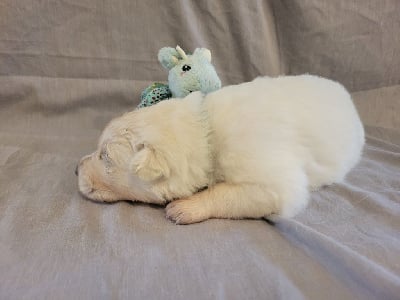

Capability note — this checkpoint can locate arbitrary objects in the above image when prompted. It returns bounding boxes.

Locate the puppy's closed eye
[99,148,109,161]
[101,137,133,168]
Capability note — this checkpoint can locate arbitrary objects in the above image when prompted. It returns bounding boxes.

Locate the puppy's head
[77,94,211,204]
[76,111,170,203]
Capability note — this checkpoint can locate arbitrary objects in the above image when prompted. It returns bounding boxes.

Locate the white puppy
[77,75,364,224]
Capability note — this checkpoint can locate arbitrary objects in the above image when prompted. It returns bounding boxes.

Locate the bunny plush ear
[158,47,180,70]
[193,48,212,63]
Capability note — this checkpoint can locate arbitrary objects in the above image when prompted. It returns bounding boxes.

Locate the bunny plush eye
[182,64,191,72]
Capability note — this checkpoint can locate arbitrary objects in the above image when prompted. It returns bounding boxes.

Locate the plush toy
[138,45,221,108]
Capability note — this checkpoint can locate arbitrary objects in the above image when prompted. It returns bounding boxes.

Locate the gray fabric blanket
[1,1,399,299]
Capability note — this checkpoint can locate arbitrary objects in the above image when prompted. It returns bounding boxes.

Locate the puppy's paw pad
[166,200,207,225]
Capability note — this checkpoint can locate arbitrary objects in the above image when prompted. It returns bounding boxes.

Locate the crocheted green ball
[138,83,172,109]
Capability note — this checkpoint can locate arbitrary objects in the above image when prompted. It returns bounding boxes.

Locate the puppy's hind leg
[166,169,309,224]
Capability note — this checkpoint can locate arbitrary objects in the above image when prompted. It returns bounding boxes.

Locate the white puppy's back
[204,75,364,217]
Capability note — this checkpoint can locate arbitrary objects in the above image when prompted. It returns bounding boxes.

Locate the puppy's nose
[75,164,79,176]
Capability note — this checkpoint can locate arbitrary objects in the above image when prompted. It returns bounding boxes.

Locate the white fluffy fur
[77,75,365,224]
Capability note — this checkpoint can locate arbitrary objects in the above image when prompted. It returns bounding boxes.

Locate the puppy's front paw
[166,199,209,225]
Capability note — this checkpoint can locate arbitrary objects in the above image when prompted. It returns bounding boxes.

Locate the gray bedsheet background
[1,1,399,299]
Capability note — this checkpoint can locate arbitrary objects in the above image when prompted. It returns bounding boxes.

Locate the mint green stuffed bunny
[138,45,221,108]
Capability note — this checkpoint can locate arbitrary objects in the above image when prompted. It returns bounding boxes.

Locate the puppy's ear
[130,144,170,181]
